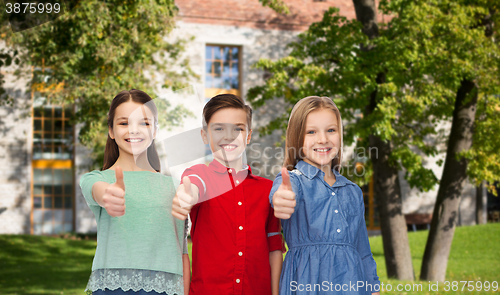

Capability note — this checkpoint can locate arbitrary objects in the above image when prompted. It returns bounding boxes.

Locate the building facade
[0,0,481,235]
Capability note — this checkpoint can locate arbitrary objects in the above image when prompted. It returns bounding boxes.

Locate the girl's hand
[172,176,199,220]
[102,166,126,217]
[273,167,296,219]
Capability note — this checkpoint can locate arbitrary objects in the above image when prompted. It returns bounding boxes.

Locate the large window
[32,167,73,235]
[33,105,73,160]
[31,79,75,235]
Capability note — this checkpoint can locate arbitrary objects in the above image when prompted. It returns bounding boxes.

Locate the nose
[129,123,140,134]
[317,131,327,143]
[224,128,236,141]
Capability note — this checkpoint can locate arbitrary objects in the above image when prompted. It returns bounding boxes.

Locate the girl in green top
[80,89,190,295]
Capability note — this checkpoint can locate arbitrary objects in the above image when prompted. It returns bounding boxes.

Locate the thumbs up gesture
[102,166,126,217]
[272,167,296,219]
[172,176,199,220]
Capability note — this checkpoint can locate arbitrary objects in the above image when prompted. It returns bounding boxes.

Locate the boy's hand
[172,176,199,220]
[103,166,126,217]
[273,167,296,219]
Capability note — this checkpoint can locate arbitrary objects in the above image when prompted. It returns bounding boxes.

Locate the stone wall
[0,61,32,234]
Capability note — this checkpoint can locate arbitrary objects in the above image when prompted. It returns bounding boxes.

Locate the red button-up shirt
[182,160,284,295]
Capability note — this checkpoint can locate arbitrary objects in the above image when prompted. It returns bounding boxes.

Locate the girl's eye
[141,122,150,126]
[119,122,128,126]
[328,128,336,132]
[307,130,315,134]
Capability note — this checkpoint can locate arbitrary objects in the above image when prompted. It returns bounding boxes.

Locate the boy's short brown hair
[203,94,252,129]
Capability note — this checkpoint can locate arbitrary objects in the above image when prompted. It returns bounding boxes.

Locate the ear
[246,129,252,144]
[108,126,115,139]
[201,128,209,145]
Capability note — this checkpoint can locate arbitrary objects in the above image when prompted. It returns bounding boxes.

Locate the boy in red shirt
[172,94,284,295]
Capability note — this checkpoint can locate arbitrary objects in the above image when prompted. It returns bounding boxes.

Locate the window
[361,176,379,230]
[32,167,73,234]
[31,70,75,235]
[205,45,241,98]
[33,103,73,160]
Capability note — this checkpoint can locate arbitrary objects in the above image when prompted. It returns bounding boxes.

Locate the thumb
[280,167,292,191]
[182,176,192,196]
[115,166,125,190]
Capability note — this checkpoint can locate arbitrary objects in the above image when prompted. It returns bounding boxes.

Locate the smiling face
[109,101,156,158]
[302,108,341,172]
[201,108,252,169]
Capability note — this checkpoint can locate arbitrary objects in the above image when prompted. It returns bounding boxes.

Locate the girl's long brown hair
[283,96,343,172]
[102,89,161,172]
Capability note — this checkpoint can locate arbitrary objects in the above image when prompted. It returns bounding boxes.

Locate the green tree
[248,0,500,281]
[0,0,195,168]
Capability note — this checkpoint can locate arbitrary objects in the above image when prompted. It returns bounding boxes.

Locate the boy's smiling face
[201,108,252,170]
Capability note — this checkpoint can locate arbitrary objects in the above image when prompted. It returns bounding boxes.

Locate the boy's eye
[215,127,223,131]
[235,127,244,132]
[119,122,128,126]
[141,122,150,126]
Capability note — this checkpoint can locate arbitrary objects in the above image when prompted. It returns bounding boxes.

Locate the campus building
[0,0,483,235]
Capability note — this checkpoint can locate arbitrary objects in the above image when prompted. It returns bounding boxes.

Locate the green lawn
[0,223,498,295]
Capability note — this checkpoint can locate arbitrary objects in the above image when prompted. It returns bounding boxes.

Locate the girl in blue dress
[270,96,380,295]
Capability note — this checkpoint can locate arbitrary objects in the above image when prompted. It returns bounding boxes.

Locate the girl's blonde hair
[283,96,343,172]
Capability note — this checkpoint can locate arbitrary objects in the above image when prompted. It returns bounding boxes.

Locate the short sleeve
[79,170,108,208]
[268,170,301,208]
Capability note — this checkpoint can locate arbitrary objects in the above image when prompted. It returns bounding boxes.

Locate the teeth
[222,145,236,151]
[315,148,330,152]
[127,139,143,143]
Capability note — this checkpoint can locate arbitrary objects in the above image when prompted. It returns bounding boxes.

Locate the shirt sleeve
[79,170,107,208]
[181,166,207,202]
[354,186,380,290]
[266,206,286,252]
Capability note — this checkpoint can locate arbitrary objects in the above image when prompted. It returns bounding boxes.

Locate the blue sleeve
[268,170,301,208]
[354,186,380,290]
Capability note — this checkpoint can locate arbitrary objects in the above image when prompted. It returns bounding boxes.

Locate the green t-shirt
[80,170,186,275]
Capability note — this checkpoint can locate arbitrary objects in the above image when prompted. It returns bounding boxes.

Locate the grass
[0,223,499,295]
[368,223,500,294]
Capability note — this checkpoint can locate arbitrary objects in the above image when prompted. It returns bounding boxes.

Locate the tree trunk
[476,181,486,225]
[420,79,478,281]
[354,0,415,280]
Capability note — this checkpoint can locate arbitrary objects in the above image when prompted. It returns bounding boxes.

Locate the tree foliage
[0,0,196,168]
[248,0,500,192]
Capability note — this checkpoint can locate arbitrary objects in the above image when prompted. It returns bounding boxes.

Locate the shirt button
[238,252,243,256]
[238,201,242,206]
[236,180,240,184]
[337,229,341,233]
[331,192,335,196]
[236,279,241,283]
[335,210,338,213]
[239,226,243,230]
[228,169,232,173]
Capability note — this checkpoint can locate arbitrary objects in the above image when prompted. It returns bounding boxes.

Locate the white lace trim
[85,269,183,294]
